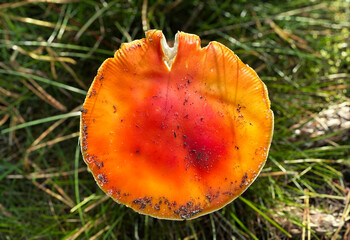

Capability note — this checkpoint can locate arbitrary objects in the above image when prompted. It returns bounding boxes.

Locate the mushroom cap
[80,30,274,220]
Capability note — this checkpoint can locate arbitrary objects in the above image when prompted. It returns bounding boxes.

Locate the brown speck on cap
[240,173,248,188]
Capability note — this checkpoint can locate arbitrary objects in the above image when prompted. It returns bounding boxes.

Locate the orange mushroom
[80,30,273,220]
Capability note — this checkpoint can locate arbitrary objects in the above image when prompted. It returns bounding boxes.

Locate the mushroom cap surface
[80,30,274,220]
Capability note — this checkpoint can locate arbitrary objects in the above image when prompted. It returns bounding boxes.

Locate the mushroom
[80,30,274,220]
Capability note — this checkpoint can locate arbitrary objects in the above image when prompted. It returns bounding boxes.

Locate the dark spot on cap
[237,104,241,112]
[96,161,104,169]
[133,197,153,210]
[240,173,248,188]
[183,97,189,105]
[222,191,233,195]
[206,194,212,202]
[205,191,220,203]
[113,105,117,113]
[174,204,203,219]
[97,174,108,184]
[135,201,146,209]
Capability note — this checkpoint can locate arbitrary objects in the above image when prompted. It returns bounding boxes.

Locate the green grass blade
[0,69,87,95]
[239,196,292,238]
[74,1,117,40]
[74,143,87,237]
[230,212,259,240]
[1,112,80,134]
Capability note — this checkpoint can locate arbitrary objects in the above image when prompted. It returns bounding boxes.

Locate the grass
[0,0,349,239]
